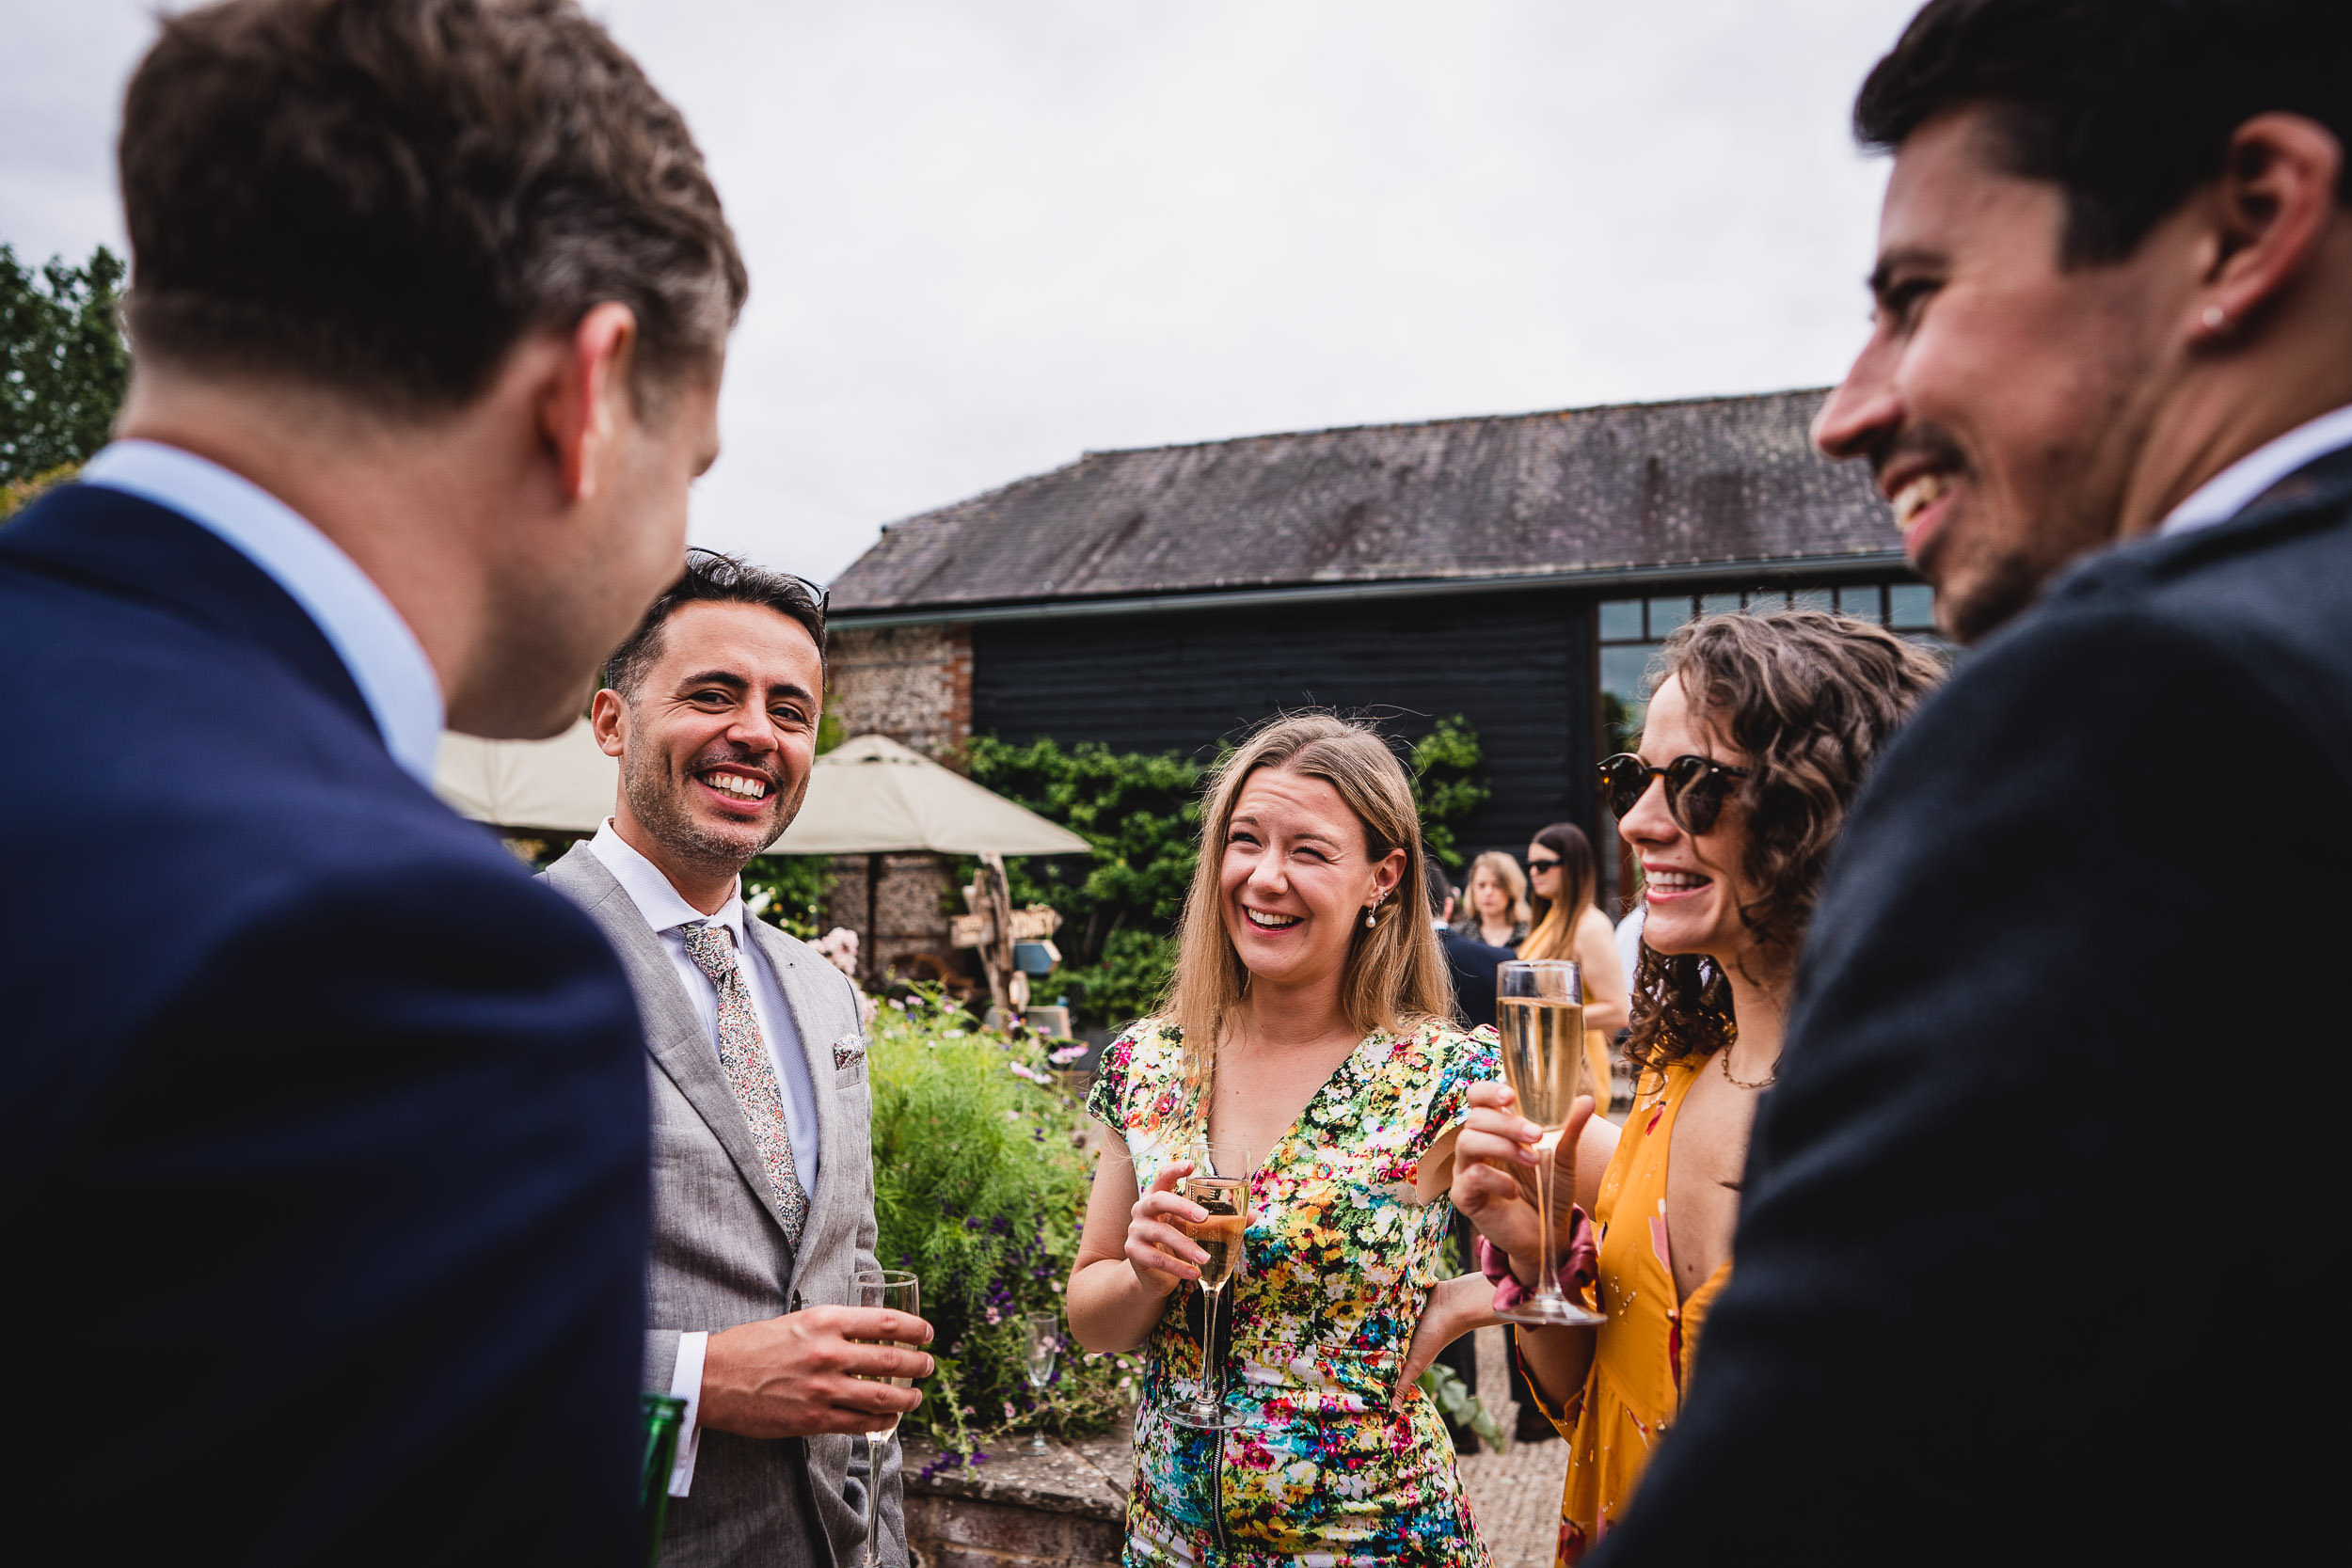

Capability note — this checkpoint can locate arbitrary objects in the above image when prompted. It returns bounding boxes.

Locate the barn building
[819,387,1929,974]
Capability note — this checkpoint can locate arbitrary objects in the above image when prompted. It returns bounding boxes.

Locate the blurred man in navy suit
[0,1,745,1560]
[1596,2,2352,1561]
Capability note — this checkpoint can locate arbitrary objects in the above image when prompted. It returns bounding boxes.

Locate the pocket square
[833,1035,866,1071]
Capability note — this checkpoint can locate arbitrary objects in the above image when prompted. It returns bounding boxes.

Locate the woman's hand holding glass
[1123,1158,1213,1298]
[1451,1081,1595,1290]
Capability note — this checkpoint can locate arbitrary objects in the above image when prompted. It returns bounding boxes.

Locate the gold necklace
[1719,1046,1778,1090]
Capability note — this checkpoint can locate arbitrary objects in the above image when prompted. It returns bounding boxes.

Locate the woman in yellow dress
[1453,610,1944,1561]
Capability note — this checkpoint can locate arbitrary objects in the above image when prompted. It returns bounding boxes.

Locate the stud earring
[2203,304,2232,335]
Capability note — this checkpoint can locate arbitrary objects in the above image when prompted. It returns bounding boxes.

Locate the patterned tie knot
[678,919,738,981]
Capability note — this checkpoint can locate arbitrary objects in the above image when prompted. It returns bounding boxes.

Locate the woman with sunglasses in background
[1520,822,1629,1116]
[1452,610,1943,1562]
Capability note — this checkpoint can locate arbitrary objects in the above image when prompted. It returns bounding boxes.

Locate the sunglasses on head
[1597,752,1750,835]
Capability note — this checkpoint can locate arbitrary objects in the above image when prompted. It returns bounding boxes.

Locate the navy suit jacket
[1590,449,2352,1563]
[1438,927,1514,1033]
[0,484,650,1564]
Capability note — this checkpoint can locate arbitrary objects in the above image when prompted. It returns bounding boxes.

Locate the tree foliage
[1,245,129,499]
[959,736,1204,1033]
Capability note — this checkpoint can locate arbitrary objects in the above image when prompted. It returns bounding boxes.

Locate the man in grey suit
[545,549,931,1566]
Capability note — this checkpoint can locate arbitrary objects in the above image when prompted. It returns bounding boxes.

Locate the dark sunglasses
[1598,752,1751,834]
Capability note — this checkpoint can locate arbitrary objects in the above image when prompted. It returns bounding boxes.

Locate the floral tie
[678,920,809,1247]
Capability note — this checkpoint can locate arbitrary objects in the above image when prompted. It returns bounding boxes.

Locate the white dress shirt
[2161,402,2352,536]
[587,820,824,1497]
[78,439,445,784]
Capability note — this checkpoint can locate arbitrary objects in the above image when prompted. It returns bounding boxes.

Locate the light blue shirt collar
[78,438,445,785]
[2160,402,2352,537]
[587,817,746,941]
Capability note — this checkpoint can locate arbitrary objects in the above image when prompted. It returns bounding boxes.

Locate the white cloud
[0,0,1916,582]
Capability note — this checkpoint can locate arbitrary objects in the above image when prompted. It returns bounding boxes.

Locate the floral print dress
[1087,1016,1498,1567]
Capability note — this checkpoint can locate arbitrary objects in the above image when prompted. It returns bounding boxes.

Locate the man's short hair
[604,549,827,699]
[1422,857,1454,924]
[1856,0,2352,265]
[119,0,747,413]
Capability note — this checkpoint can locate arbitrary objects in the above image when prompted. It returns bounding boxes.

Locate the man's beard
[621,745,779,882]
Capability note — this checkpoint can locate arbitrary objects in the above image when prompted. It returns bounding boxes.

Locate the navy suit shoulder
[1591,468,2352,1566]
[0,486,650,1565]
[1438,928,1511,1032]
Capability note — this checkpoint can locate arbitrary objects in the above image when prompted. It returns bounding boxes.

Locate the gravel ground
[1454,1324,1565,1568]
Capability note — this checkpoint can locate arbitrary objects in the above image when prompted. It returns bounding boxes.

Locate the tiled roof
[829,388,1897,614]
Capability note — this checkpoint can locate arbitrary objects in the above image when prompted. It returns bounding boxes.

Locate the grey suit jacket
[544,844,903,1568]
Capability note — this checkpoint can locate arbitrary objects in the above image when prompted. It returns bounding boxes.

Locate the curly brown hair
[1625,609,1946,1082]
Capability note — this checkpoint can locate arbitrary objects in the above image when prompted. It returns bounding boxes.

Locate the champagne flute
[1167,1139,1252,1431]
[852,1269,920,1567]
[1022,1311,1059,1454]
[1492,960,1604,1327]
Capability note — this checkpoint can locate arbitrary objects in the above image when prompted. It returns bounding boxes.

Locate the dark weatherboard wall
[970,590,1597,862]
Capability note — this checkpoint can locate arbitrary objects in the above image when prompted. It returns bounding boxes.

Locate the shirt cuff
[668,1331,708,1498]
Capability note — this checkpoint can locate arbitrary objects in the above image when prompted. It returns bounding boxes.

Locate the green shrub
[957,736,1203,1032]
[867,989,1139,1465]
[743,855,834,941]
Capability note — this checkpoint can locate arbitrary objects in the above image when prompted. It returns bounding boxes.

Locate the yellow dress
[1524,1055,1729,1563]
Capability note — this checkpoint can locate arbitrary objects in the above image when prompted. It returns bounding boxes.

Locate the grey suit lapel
[543,845,798,1254]
[746,919,855,1229]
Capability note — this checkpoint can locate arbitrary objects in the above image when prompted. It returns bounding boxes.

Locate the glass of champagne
[1022,1311,1059,1453]
[1166,1139,1252,1431]
[1493,960,1604,1327]
[852,1269,920,1567]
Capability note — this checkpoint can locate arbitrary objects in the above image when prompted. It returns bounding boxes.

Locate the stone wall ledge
[902,1429,1135,1568]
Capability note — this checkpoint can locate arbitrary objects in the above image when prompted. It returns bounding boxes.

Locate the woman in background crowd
[1520,822,1629,1113]
[1454,849,1532,950]
[1069,713,1498,1565]
[1454,610,1943,1561]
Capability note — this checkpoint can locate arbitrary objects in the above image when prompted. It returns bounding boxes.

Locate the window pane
[1599,645,1655,755]
[1698,592,1741,619]
[1887,583,1936,628]
[1598,598,1644,641]
[1645,595,1692,635]
[1836,583,1883,620]
[1789,587,1836,613]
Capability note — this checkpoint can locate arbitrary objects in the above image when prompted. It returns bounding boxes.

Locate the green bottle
[640,1393,688,1566]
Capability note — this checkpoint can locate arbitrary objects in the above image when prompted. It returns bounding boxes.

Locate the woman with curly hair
[1451,610,1944,1561]
[1067,713,1500,1566]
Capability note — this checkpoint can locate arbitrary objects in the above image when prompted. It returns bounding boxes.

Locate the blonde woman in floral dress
[1067,714,1500,1567]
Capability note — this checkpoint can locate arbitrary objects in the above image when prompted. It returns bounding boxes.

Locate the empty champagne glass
[1167,1139,1252,1430]
[852,1269,920,1566]
[1023,1311,1059,1453]
[1492,960,1604,1328]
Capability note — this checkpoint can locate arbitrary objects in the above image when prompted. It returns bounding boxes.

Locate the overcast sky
[1,0,1919,584]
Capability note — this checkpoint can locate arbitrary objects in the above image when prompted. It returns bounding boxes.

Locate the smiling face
[594,598,823,901]
[1811,107,2189,643]
[1618,674,1763,973]
[1218,766,1405,996]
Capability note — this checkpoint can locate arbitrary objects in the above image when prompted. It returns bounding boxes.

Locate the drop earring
[1363,904,1377,929]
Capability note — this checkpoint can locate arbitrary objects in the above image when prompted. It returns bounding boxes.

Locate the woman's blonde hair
[1461,850,1531,933]
[1164,713,1455,1094]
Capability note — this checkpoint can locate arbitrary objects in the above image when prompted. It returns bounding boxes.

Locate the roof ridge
[1071,385,1831,460]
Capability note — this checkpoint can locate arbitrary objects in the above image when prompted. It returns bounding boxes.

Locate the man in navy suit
[1592,2,2352,1562]
[0,2,745,1560]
